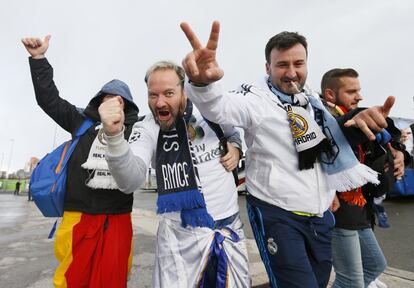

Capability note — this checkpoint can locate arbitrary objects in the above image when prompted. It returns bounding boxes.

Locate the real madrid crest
[187,115,205,141]
[267,237,278,255]
[286,105,308,138]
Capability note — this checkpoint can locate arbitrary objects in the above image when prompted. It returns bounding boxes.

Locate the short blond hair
[144,61,185,89]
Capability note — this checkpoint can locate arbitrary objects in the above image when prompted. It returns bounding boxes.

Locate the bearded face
[147,69,186,131]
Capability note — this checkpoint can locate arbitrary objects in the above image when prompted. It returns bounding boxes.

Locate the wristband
[99,125,125,145]
[188,79,208,87]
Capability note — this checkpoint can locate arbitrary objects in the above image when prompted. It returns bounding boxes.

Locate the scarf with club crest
[267,78,379,192]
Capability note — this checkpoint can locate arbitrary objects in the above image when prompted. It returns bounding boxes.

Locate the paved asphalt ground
[0,190,413,287]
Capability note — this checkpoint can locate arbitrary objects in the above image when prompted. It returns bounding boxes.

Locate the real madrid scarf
[267,78,379,192]
[82,124,119,189]
[155,115,214,228]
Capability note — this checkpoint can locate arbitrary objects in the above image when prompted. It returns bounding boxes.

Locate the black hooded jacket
[29,57,139,214]
[331,108,400,229]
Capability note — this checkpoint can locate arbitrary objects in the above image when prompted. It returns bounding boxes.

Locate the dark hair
[320,68,359,96]
[265,31,308,63]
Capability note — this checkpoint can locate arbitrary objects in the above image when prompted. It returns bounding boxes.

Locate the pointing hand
[344,96,395,140]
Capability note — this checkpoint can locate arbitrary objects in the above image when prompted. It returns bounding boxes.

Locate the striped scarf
[267,79,379,192]
[155,116,214,228]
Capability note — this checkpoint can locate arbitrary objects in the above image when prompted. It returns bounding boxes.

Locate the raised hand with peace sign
[180,21,224,85]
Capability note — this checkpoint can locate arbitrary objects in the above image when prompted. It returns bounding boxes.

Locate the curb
[384,267,414,281]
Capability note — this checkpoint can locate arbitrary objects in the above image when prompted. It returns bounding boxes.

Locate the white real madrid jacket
[185,77,336,215]
[104,105,242,221]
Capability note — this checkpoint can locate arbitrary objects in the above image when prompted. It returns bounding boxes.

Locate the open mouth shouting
[154,107,178,131]
[157,109,172,123]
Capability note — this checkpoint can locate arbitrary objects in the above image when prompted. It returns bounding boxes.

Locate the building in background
[25,157,39,174]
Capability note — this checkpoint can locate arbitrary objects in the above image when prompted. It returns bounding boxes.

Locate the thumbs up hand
[21,35,51,59]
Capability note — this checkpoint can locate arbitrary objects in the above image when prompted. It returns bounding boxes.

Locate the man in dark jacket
[22,35,139,288]
[321,68,405,288]
[14,180,21,195]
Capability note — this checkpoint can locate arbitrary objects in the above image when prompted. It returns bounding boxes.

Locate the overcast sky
[1,0,413,173]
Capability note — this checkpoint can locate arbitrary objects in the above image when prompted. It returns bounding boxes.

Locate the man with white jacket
[180,21,395,288]
[99,61,250,287]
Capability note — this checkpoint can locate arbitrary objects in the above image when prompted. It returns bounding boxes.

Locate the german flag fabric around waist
[53,211,133,288]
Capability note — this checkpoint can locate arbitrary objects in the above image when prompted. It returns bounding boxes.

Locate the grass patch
[0,179,30,192]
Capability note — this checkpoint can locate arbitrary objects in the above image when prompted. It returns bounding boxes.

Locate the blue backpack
[30,119,95,218]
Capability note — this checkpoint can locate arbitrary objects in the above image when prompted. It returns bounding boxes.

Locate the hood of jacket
[83,79,139,125]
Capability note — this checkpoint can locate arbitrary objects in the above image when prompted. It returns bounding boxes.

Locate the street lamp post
[7,139,15,176]
[0,152,4,172]
[52,124,58,149]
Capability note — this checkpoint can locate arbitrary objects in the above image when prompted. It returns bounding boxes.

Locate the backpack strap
[48,220,59,239]
[75,118,95,137]
[55,119,94,175]
[202,117,224,138]
[202,116,240,186]
[202,117,228,154]
[186,100,227,154]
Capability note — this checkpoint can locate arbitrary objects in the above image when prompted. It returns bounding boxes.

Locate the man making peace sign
[180,21,395,288]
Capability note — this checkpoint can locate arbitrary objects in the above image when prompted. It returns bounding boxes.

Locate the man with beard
[22,35,140,288]
[179,21,396,288]
[321,68,406,288]
[99,61,250,287]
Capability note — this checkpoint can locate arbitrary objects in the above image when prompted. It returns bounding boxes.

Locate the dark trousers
[247,194,334,288]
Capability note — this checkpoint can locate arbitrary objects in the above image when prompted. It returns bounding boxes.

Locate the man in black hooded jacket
[321,68,406,288]
[22,35,139,288]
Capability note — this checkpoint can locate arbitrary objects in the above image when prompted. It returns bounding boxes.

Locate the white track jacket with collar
[185,77,336,215]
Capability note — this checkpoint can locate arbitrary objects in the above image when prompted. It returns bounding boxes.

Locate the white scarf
[81,124,119,189]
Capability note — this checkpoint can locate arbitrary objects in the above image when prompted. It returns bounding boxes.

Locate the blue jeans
[332,227,387,288]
